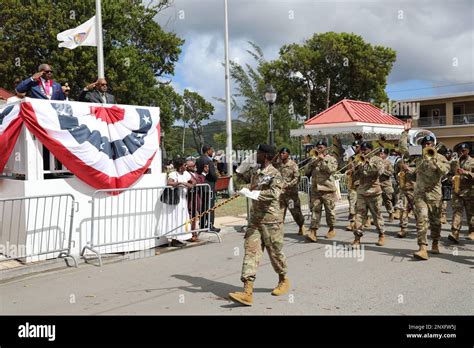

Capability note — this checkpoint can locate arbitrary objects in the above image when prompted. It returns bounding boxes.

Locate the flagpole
[224,0,234,194]
[95,0,105,78]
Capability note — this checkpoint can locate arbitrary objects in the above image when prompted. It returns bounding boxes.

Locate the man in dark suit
[78,78,116,104]
[16,64,65,100]
[196,145,221,232]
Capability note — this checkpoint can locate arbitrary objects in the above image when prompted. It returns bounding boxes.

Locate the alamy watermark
[380,100,420,120]
[324,242,365,262]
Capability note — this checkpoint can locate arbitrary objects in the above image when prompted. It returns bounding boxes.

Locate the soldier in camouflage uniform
[304,140,338,242]
[400,120,450,260]
[229,144,289,306]
[448,143,474,243]
[275,147,306,236]
[394,155,417,238]
[351,142,386,247]
[377,148,395,222]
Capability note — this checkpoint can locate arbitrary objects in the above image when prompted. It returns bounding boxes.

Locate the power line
[387,81,474,93]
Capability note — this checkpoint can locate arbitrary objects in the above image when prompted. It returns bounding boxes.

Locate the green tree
[0,0,183,133]
[229,42,300,151]
[181,89,215,154]
[261,32,397,119]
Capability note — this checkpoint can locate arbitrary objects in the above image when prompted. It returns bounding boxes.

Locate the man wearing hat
[448,143,474,242]
[275,147,306,236]
[400,120,449,260]
[346,140,361,231]
[304,140,338,242]
[394,152,417,238]
[229,144,289,306]
[377,148,395,222]
[351,141,387,247]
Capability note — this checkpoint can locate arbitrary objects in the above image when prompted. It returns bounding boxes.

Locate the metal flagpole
[224,0,234,194]
[95,0,105,78]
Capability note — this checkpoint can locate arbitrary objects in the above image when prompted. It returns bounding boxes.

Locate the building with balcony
[397,92,474,152]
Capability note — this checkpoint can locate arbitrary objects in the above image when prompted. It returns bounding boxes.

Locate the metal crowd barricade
[0,194,78,267]
[335,173,349,200]
[82,183,219,267]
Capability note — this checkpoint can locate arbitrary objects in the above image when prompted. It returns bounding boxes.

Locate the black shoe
[211,227,221,233]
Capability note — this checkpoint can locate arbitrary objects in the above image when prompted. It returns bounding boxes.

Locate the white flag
[57,16,97,49]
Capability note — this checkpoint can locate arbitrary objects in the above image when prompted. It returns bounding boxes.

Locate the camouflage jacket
[353,156,385,196]
[400,131,449,200]
[274,159,300,195]
[379,159,394,189]
[239,164,283,224]
[451,155,474,197]
[305,154,338,192]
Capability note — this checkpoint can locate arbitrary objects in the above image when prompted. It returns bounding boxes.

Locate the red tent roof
[0,87,14,100]
[305,99,404,126]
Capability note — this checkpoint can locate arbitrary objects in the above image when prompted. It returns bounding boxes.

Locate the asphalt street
[0,210,472,315]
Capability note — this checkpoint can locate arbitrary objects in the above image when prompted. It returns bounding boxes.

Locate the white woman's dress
[156,171,192,245]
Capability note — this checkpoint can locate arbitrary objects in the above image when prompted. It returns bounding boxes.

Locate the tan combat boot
[376,233,385,246]
[397,229,407,238]
[430,240,440,254]
[229,281,253,306]
[325,228,336,239]
[468,232,474,241]
[364,216,372,228]
[298,225,306,236]
[305,229,317,242]
[440,214,447,224]
[448,231,460,244]
[351,231,362,247]
[271,275,290,296]
[414,245,429,260]
[388,213,394,222]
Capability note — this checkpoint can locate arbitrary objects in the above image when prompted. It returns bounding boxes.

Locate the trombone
[336,146,382,174]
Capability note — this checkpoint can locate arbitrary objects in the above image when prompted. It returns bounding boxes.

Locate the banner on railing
[0,98,160,189]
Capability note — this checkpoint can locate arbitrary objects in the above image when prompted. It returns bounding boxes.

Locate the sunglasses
[43,70,53,73]
[99,83,108,86]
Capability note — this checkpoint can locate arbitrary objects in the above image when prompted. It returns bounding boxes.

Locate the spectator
[196,145,221,232]
[186,159,206,242]
[79,78,116,104]
[62,83,72,101]
[161,158,196,246]
[16,64,65,100]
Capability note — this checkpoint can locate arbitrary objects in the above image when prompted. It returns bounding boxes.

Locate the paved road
[1,210,473,315]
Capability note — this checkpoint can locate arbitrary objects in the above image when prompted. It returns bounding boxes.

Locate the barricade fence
[0,194,77,267]
[82,183,220,266]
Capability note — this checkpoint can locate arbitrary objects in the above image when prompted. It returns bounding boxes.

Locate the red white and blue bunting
[0,98,160,189]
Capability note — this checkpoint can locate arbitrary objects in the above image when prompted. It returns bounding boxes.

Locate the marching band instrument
[398,171,406,189]
[453,175,461,194]
[423,146,437,160]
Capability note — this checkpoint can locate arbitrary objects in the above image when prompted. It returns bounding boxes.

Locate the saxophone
[453,175,461,194]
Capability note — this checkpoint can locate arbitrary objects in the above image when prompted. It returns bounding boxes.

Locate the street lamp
[264,84,277,147]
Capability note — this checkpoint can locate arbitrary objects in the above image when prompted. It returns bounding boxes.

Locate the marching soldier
[275,147,306,236]
[448,143,474,243]
[229,144,289,306]
[304,140,338,242]
[351,142,386,247]
[377,148,395,222]
[440,149,454,224]
[346,140,361,231]
[395,155,417,238]
[400,120,449,260]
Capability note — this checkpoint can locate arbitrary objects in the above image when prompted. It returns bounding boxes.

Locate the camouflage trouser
[451,194,474,234]
[354,194,385,234]
[348,188,358,216]
[381,186,394,214]
[241,223,287,282]
[441,200,448,217]
[414,196,442,246]
[310,191,336,230]
[400,190,416,229]
[280,191,305,227]
[392,182,400,209]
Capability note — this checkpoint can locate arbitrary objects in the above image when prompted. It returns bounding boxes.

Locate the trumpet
[423,146,437,159]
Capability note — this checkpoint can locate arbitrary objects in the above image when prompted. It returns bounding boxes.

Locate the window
[453,104,465,115]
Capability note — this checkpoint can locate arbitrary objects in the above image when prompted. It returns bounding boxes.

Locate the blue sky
[156,0,474,121]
